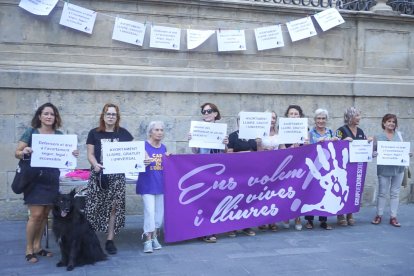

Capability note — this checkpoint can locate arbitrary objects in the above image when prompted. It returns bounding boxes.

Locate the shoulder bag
[397,131,411,187]
[11,128,42,194]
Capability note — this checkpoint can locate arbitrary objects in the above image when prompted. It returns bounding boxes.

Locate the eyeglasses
[105,113,117,117]
[316,117,327,120]
[201,109,214,115]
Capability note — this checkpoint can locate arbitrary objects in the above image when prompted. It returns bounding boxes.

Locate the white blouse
[261,135,280,150]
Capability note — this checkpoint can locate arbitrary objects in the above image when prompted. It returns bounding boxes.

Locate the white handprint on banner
[301,142,349,214]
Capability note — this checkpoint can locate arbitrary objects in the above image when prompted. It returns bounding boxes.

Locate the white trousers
[142,194,164,235]
[376,172,404,218]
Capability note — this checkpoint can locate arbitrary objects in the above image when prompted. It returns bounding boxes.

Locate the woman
[15,103,78,263]
[336,107,371,226]
[256,111,285,232]
[305,108,337,230]
[227,112,257,237]
[282,105,307,231]
[136,121,168,253]
[85,103,133,255]
[371,114,412,227]
[189,102,228,242]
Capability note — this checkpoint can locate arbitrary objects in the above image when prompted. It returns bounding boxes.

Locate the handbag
[11,128,41,194]
[397,131,411,187]
[11,159,41,194]
[402,167,411,187]
[97,170,110,190]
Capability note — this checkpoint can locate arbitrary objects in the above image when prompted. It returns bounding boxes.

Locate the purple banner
[164,141,367,243]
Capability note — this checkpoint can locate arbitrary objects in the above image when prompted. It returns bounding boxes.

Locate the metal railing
[250,0,414,14]
[387,0,414,14]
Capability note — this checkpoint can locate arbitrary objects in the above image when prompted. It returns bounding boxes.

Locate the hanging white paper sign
[187,29,215,50]
[112,17,146,46]
[286,17,317,42]
[19,0,58,16]
[59,3,97,34]
[254,25,284,51]
[217,30,246,52]
[150,25,181,50]
[314,8,345,32]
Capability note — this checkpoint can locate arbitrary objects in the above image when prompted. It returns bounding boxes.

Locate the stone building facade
[0,0,413,219]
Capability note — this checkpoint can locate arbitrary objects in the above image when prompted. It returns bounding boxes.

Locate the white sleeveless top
[261,135,280,150]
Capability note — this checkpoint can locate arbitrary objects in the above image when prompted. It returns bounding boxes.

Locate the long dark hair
[31,102,62,130]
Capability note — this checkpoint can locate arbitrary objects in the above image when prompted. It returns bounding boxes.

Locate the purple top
[136,141,167,195]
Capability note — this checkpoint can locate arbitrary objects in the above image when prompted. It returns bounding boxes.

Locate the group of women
[15,101,411,262]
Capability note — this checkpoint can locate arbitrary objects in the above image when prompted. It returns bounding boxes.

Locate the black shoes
[105,240,117,255]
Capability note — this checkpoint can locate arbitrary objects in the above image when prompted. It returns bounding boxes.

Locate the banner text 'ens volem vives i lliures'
[163,141,366,243]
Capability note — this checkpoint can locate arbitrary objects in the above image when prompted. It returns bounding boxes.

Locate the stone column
[370,0,397,14]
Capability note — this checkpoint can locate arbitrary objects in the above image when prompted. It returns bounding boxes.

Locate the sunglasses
[201,109,214,115]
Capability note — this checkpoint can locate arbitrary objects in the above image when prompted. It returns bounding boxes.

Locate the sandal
[35,249,53,257]
[258,225,268,231]
[305,220,314,229]
[25,253,38,263]
[337,215,348,226]
[227,231,236,238]
[371,215,382,225]
[203,235,217,243]
[347,218,355,226]
[242,228,256,236]
[320,222,333,230]
[347,214,355,226]
[390,217,401,227]
[269,223,278,232]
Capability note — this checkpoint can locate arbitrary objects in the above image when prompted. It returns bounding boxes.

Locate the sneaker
[105,240,117,255]
[202,235,217,243]
[143,240,153,253]
[295,218,302,231]
[152,236,162,250]
[282,221,290,229]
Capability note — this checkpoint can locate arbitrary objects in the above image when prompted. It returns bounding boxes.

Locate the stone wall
[0,0,413,219]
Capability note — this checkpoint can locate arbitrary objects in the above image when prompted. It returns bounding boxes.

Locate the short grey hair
[147,121,165,137]
[314,108,329,120]
[344,107,361,124]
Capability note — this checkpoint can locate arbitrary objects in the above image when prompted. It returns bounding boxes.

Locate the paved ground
[1,204,414,276]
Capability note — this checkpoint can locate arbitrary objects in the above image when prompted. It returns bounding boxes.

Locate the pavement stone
[1,204,414,276]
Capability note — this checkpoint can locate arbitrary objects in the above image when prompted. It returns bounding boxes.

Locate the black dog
[52,189,107,271]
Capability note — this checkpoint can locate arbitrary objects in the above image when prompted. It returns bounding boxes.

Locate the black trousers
[304,216,327,222]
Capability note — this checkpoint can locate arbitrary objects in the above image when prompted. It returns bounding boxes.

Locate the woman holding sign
[188,102,228,243]
[136,121,169,253]
[371,114,412,227]
[281,104,307,231]
[335,107,371,226]
[85,103,133,255]
[304,108,337,230]
[256,111,285,232]
[15,102,79,263]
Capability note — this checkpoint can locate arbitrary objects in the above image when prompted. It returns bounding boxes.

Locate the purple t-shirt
[136,141,167,195]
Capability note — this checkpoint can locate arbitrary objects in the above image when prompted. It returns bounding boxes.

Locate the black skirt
[23,168,60,205]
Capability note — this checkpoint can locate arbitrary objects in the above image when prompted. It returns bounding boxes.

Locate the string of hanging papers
[18,0,345,52]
